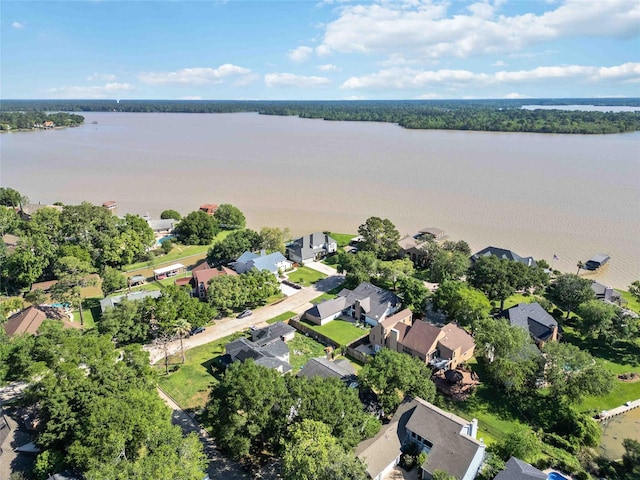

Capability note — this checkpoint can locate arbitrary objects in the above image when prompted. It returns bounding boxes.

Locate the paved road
[146,267,344,364]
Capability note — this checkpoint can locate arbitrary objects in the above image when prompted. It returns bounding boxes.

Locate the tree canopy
[213,203,246,229]
[433,281,492,326]
[174,210,219,245]
[547,273,595,318]
[207,228,261,265]
[357,217,400,260]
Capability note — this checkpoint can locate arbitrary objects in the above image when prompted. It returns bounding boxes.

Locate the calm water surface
[599,407,640,460]
[1,112,638,288]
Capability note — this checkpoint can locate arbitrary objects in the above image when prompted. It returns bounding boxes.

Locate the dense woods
[2,99,639,134]
[0,111,84,130]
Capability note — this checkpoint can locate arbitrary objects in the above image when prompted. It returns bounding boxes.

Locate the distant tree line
[0,111,84,130]
[1,99,639,134]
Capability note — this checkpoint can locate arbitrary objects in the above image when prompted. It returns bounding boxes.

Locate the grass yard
[286,266,327,286]
[157,331,247,410]
[288,332,327,372]
[618,289,640,314]
[312,292,338,304]
[267,311,297,324]
[327,232,357,248]
[502,292,538,310]
[302,318,368,346]
[71,297,102,329]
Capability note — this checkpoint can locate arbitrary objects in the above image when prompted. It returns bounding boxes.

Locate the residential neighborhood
[1,191,639,480]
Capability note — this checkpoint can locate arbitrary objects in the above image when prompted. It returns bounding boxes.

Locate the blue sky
[2,0,639,100]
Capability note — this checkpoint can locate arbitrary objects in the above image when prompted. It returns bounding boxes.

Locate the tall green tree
[494,426,541,463]
[160,209,182,220]
[428,250,469,283]
[98,299,150,345]
[174,210,219,245]
[207,228,261,265]
[361,348,436,414]
[0,205,20,235]
[547,273,595,318]
[282,420,368,480]
[397,276,429,311]
[100,266,127,296]
[0,187,27,207]
[213,203,246,229]
[433,281,491,326]
[259,226,291,253]
[379,258,414,290]
[468,256,527,311]
[357,216,400,260]
[51,256,95,324]
[172,318,192,364]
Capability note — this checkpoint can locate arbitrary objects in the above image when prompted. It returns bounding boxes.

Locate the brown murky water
[1,112,639,288]
[599,406,640,460]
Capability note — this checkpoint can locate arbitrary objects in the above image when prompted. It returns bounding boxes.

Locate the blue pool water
[548,473,569,480]
[156,234,176,246]
[51,302,70,309]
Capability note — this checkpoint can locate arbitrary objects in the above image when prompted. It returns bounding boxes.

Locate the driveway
[305,260,339,276]
[146,273,345,364]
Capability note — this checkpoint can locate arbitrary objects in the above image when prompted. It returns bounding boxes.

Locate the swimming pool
[548,472,569,480]
[156,234,176,246]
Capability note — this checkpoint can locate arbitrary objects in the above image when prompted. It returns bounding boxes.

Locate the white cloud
[138,64,252,85]
[503,92,527,99]
[46,82,133,99]
[232,73,260,87]
[318,0,640,61]
[492,60,506,67]
[344,95,367,100]
[341,62,640,90]
[318,63,340,71]
[264,73,330,88]
[288,46,314,62]
[415,93,441,99]
[86,73,117,82]
[12,22,25,29]
[181,96,203,100]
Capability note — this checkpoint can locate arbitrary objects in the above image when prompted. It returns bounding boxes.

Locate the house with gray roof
[494,457,547,480]
[286,232,337,264]
[471,246,537,267]
[231,250,292,275]
[99,290,162,313]
[224,337,293,374]
[356,397,484,480]
[501,302,558,346]
[304,282,400,327]
[146,218,176,234]
[251,321,296,346]
[590,280,622,303]
[297,357,356,382]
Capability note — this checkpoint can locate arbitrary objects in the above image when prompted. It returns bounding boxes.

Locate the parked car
[238,309,253,319]
[190,326,205,335]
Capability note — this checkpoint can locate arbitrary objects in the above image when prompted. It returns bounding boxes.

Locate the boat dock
[595,399,640,422]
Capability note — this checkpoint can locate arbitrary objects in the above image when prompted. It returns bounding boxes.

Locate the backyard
[285,266,327,286]
[301,318,368,346]
[288,332,328,372]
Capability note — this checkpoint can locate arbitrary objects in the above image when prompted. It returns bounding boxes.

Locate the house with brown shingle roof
[356,397,484,480]
[190,262,237,300]
[370,312,475,370]
[3,307,82,337]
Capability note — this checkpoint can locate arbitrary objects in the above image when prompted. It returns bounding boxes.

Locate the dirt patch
[618,372,640,382]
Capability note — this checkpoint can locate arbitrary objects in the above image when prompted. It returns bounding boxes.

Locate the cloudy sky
[2,0,639,100]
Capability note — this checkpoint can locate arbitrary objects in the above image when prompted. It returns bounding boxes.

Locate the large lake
[1,112,639,288]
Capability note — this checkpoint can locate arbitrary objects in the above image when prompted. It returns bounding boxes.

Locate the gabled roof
[194,265,236,287]
[286,232,337,261]
[225,337,292,373]
[147,219,176,232]
[30,280,58,292]
[471,246,537,267]
[494,457,547,480]
[502,302,557,342]
[250,251,288,273]
[398,235,422,251]
[235,251,259,264]
[251,321,296,346]
[400,320,442,357]
[297,357,356,380]
[99,290,162,312]
[404,398,483,479]
[306,296,348,319]
[343,282,400,321]
[380,308,413,329]
[4,307,47,337]
[438,323,475,355]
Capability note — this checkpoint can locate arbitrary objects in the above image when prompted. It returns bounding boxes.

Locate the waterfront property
[501,302,558,347]
[585,253,611,271]
[286,232,338,264]
[3,306,82,337]
[189,261,237,300]
[231,250,292,275]
[471,246,537,267]
[494,457,547,480]
[356,397,484,480]
[304,282,400,327]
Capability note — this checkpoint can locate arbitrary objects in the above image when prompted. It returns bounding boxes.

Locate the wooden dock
[595,399,640,422]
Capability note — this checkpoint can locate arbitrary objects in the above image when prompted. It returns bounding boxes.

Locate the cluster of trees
[1,195,156,294]
[98,285,215,347]
[173,204,247,245]
[3,99,639,134]
[204,360,380,479]
[1,324,206,479]
[207,269,280,315]
[0,111,84,130]
[206,226,290,266]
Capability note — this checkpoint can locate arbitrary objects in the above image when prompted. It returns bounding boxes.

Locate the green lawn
[71,297,101,329]
[157,331,247,411]
[288,332,327,372]
[301,318,368,346]
[618,290,640,314]
[286,266,327,286]
[312,292,338,304]
[267,311,297,324]
[502,292,538,310]
[327,232,357,248]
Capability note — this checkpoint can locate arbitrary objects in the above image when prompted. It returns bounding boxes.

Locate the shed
[129,275,146,286]
[153,263,185,280]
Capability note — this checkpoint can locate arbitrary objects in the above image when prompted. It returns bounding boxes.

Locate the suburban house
[99,290,162,313]
[356,397,485,480]
[370,309,476,370]
[146,218,176,235]
[501,302,558,347]
[397,227,446,266]
[223,337,292,374]
[286,232,337,264]
[304,282,400,327]
[471,246,537,267]
[3,307,82,337]
[18,203,63,221]
[189,262,237,300]
[29,279,58,294]
[231,250,292,275]
[250,321,296,346]
[297,357,357,382]
[494,457,547,480]
[590,280,622,303]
